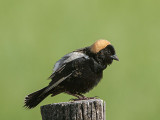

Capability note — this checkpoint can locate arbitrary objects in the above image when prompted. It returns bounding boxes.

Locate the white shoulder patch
[53,52,89,72]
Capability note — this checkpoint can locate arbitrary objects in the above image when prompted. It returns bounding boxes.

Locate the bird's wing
[52,52,89,72]
[46,56,90,93]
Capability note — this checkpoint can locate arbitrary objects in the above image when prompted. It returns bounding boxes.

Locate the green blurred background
[0,0,160,120]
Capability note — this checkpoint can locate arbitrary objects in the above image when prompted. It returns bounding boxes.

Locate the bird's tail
[24,87,50,109]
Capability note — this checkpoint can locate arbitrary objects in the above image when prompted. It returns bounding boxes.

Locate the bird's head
[90,39,119,65]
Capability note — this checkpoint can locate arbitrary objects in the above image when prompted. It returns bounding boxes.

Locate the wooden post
[41,99,106,120]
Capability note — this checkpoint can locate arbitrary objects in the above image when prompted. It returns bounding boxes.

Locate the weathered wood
[41,99,106,120]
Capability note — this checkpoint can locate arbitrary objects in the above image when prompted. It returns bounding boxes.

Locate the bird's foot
[70,98,83,101]
[70,97,89,101]
[67,92,99,101]
[79,94,99,99]
[70,96,99,101]
[83,96,99,100]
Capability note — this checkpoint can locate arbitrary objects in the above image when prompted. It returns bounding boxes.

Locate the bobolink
[24,39,119,109]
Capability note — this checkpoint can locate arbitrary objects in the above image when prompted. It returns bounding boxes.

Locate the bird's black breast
[59,58,103,94]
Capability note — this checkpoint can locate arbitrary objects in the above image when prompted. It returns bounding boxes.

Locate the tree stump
[41,99,106,120]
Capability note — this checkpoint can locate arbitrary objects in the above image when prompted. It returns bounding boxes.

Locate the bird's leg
[70,94,88,101]
[65,91,83,101]
[78,94,99,100]
[66,92,99,101]
[78,94,88,99]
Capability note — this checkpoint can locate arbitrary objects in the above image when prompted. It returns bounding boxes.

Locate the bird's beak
[110,55,119,61]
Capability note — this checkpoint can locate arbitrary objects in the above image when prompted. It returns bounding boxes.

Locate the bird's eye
[107,50,111,54]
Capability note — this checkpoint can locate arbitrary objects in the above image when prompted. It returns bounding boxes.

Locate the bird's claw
[69,98,83,101]
[69,96,99,101]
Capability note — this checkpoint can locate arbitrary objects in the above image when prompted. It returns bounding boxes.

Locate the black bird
[24,39,119,109]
